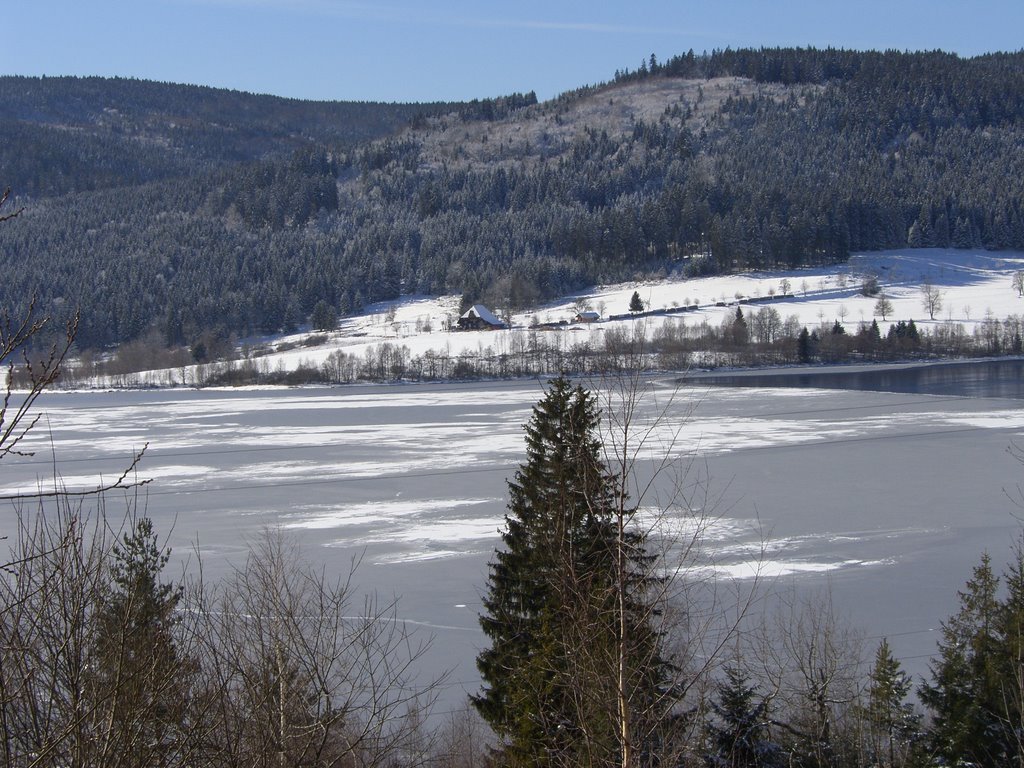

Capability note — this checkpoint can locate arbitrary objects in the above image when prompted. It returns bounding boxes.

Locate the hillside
[2,48,1024,354]
[0,76,456,197]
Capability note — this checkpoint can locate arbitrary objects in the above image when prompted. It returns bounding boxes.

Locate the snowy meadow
[75,248,1024,388]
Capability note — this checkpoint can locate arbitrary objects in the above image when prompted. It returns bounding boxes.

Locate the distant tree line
[0,75,456,197]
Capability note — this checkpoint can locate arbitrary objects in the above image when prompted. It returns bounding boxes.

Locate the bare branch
[0,187,23,224]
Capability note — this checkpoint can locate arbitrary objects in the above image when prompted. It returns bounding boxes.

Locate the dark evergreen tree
[309,299,337,331]
[86,517,192,766]
[860,639,921,768]
[629,290,645,313]
[704,667,783,768]
[920,553,1013,766]
[731,307,749,347]
[473,377,668,767]
[797,326,813,363]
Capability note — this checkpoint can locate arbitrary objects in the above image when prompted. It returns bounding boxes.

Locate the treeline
[3,49,1024,352]
[60,308,1024,390]
[620,46,1024,121]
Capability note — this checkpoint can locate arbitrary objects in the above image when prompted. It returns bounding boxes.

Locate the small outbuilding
[457,304,506,330]
[573,311,601,323]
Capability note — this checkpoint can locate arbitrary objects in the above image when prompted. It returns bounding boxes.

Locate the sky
[4,1,1023,104]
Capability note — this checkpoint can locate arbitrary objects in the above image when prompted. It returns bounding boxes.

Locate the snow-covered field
[79,248,1024,387]
[229,248,1024,375]
[6,369,1024,713]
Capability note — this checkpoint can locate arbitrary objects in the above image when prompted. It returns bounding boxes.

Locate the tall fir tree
[704,667,782,768]
[473,376,668,767]
[86,517,193,767]
[920,552,1015,766]
[860,639,921,768]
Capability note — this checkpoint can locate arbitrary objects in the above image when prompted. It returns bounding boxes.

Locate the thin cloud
[173,0,688,36]
[462,18,687,36]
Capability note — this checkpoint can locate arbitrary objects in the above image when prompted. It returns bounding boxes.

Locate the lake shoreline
[47,353,1024,398]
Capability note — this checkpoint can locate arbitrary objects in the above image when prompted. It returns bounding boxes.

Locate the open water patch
[684,358,1024,399]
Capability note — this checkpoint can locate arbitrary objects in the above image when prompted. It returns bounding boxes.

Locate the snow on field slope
[269,249,1023,367]
[96,248,1024,385]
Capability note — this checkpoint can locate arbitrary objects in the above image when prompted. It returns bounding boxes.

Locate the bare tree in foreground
[0,502,213,768]
[0,512,444,767]
[753,589,866,767]
[198,530,442,768]
[593,358,764,767]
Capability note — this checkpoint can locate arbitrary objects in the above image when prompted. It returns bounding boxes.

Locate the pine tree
[309,299,337,331]
[920,553,1010,766]
[797,327,813,363]
[629,291,645,313]
[473,377,667,767]
[731,307,749,346]
[86,517,192,767]
[704,667,782,768]
[994,541,1024,766]
[860,639,920,768]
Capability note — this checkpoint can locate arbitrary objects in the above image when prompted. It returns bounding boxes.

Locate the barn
[457,304,506,330]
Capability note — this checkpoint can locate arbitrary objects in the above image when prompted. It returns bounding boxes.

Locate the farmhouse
[574,311,601,323]
[457,304,506,330]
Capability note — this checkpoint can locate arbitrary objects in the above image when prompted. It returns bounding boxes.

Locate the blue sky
[4,1,1022,103]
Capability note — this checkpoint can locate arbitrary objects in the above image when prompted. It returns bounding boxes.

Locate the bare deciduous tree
[754,589,865,767]
[921,280,943,321]
[580,351,764,767]
[198,530,442,768]
[874,295,894,322]
[751,307,783,345]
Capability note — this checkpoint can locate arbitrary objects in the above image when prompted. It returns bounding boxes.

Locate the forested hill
[0,76,459,198]
[1,49,1023,351]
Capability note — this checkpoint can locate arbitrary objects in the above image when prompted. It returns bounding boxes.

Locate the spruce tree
[473,376,667,767]
[86,517,192,766]
[731,307,749,346]
[920,553,1010,766]
[310,299,337,331]
[629,291,645,313]
[860,639,920,768]
[704,667,782,768]
[797,327,812,363]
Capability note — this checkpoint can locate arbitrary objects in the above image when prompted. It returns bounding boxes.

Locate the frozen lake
[4,363,1024,713]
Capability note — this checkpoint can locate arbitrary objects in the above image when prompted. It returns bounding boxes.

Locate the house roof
[460,304,503,326]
